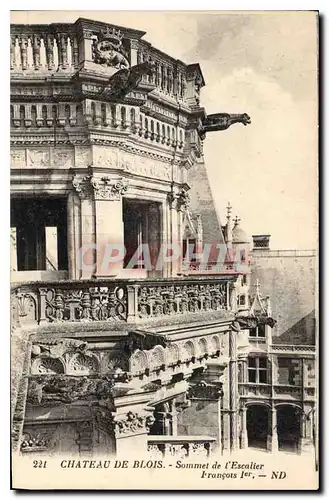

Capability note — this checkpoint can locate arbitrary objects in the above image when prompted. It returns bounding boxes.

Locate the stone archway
[246,404,269,450]
[277,405,301,453]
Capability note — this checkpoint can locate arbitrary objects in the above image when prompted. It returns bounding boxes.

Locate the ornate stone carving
[165,443,188,459]
[124,155,171,181]
[188,380,223,401]
[12,290,37,326]
[91,176,129,200]
[93,147,117,167]
[92,27,130,69]
[231,313,276,332]
[147,444,164,459]
[137,282,226,319]
[114,411,155,438]
[75,146,91,167]
[32,358,65,375]
[72,173,93,199]
[27,148,50,167]
[21,426,57,453]
[27,375,115,405]
[125,330,169,354]
[201,113,251,136]
[102,61,155,99]
[43,285,127,323]
[51,148,74,167]
[67,353,99,375]
[72,174,128,200]
[168,186,190,211]
[31,338,89,359]
[11,149,26,168]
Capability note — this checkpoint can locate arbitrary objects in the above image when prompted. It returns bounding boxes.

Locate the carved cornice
[72,173,128,200]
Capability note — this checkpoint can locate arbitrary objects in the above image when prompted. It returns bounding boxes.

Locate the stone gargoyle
[201,113,251,135]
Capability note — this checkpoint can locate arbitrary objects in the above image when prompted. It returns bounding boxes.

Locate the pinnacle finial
[226,201,232,220]
[233,215,241,225]
[255,278,261,293]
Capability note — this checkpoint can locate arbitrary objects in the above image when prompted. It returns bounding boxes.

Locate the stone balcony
[11,275,235,330]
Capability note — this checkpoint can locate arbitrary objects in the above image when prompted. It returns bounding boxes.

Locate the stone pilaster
[267,407,279,452]
[240,406,248,449]
[67,191,81,279]
[72,173,129,278]
[229,329,239,451]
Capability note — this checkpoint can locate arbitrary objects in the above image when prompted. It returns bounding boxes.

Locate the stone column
[267,407,279,452]
[67,191,81,279]
[72,174,96,279]
[240,406,248,449]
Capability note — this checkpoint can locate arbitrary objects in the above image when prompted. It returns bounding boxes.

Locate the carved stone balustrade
[11,276,235,329]
[147,435,215,459]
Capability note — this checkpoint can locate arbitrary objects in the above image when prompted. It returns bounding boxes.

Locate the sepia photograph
[9,9,319,490]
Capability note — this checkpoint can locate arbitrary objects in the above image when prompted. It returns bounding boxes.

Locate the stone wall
[251,250,316,342]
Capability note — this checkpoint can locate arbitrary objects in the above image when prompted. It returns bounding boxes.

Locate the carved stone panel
[75,146,92,167]
[92,146,118,168]
[11,149,26,168]
[124,155,172,181]
[27,148,51,167]
[51,147,74,167]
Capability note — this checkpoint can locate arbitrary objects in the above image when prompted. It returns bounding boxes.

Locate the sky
[11,11,318,249]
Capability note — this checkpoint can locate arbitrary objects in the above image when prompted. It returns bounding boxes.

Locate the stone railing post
[38,288,48,325]
[126,285,139,321]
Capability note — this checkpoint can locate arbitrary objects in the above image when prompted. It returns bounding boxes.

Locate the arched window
[144,117,149,138]
[150,120,154,140]
[162,124,166,143]
[156,122,160,142]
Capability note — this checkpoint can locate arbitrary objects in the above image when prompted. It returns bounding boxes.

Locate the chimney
[252,235,270,250]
